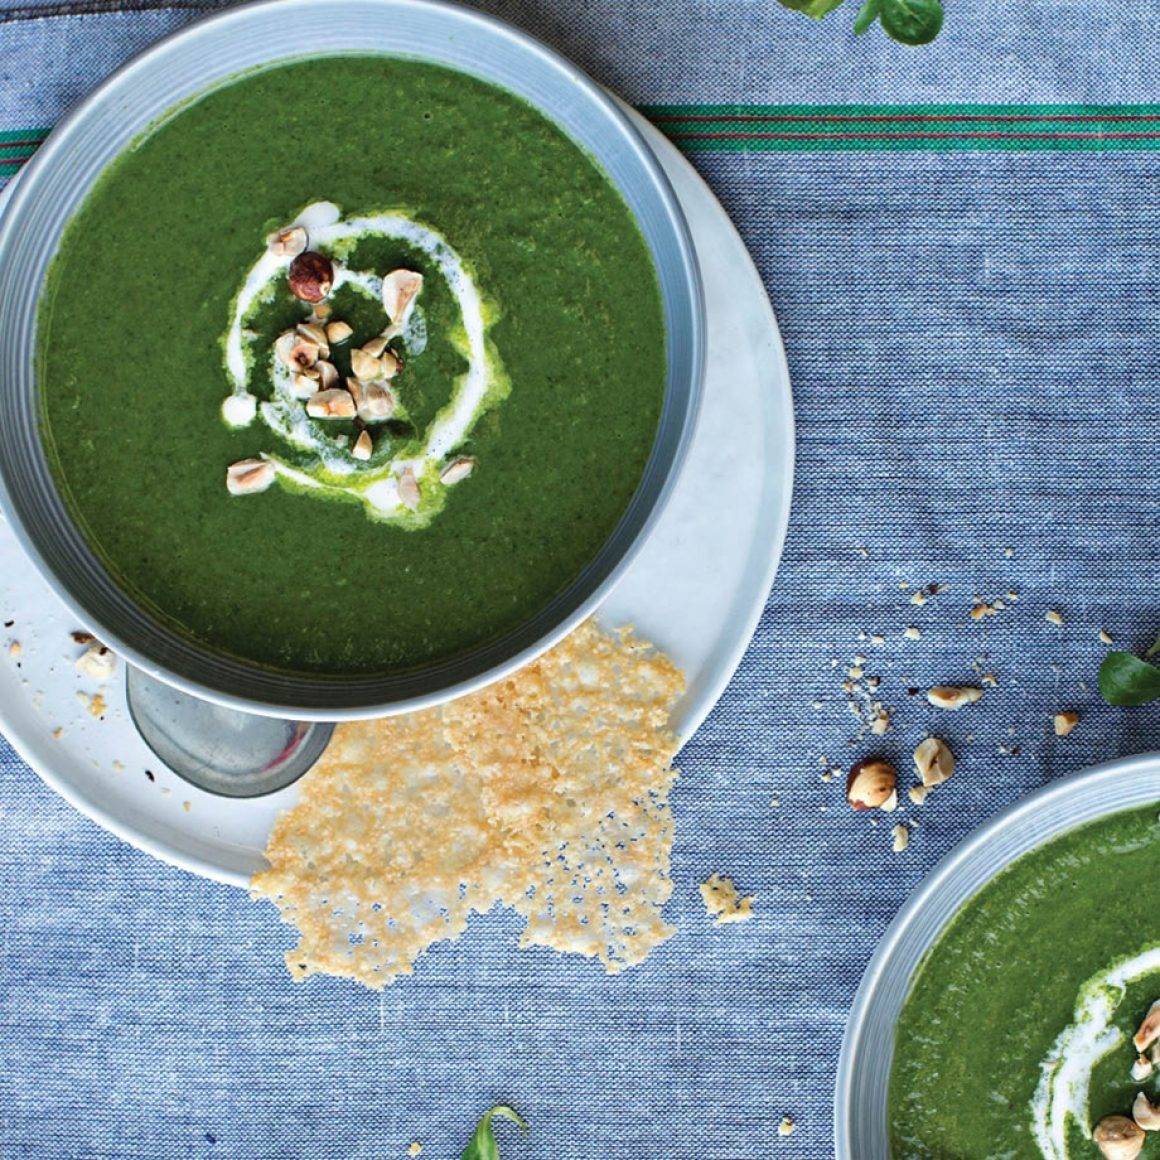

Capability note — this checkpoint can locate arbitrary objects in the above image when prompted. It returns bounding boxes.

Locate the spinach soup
[890,803,1160,1158]
[38,57,666,675]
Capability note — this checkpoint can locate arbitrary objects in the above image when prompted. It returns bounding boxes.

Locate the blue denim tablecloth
[1,2,1158,1157]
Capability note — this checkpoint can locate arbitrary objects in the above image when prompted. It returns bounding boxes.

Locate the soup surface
[890,803,1160,1158]
[39,56,665,675]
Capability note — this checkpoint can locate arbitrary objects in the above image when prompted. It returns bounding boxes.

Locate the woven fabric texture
[1,2,1158,1157]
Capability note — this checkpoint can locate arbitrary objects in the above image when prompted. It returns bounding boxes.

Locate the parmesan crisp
[251,622,684,988]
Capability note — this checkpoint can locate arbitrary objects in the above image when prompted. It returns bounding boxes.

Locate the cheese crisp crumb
[251,622,684,988]
[699,873,755,924]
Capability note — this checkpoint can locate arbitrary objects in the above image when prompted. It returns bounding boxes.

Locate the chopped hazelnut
[927,686,984,710]
[913,737,955,786]
[1053,711,1080,737]
[1093,1115,1144,1159]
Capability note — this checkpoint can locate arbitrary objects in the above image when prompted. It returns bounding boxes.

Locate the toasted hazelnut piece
[382,269,424,326]
[440,457,476,485]
[1046,609,1065,626]
[379,348,401,379]
[226,459,275,496]
[75,643,115,682]
[846,759,897,811]
[306,389,357,419]
[914,737,955,787]
[274,330,301,368]
[351,430,374,461]
[1132,1055,1154,1082]
[397,467,421,511]
[70,631,96,645]
[287,338,320,371]
[348,379,396,422]
[1094,1115,1145,1159]
[1054,711,1080,737]
[296,322,330,355]
[1100,629,1115,645]
[1134,1000,1160,1052]
[288,251,334,303]
[290,373,318,400]
[314,360,339,390]
[891,823,910,854]
[927,686,984,710]
[777,1117,795,1138]
[309,302,332,324]
[908,784,930,806]
[326,320,354,345]
[361,334,391,358]
[350,348,383,381]
[1134,1093,1160,1131]
[869,710,891,736]
[267,225,307,258]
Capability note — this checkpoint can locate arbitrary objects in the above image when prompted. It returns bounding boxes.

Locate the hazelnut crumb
[903,627,921,640]
[8,640,21,658]
[1054,711,1080,737]
[1046,610,1065,626]
[182,800,192,813]
[927,685,984,710]
[910,592,928,606]
[908,785,930,806]
[1099,629,1114,645]
[408,1145,423,1158]
[891,823,910,854]
[778,1116,796,1138]
[870,634,885,646]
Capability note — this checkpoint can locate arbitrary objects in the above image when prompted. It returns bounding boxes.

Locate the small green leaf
[853,0,881,33]
[459,1105,528,1160]
[1099,652,1160,707]
[777,0,848,17]
[878,0,943,44]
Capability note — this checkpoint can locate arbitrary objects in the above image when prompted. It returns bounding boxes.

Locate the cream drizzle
[1031,945,1160,1158]
[221,201,504,524]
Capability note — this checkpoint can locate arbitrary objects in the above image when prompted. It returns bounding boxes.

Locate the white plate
[834,751,1160,1158]
[0,115,794,887]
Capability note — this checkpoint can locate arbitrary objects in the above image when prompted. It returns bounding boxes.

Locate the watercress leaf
[853,0,881,34]
[1099,652,1160,707]
[777,0,848,17]
[877,0,943,44]
[459,1105,528,1160]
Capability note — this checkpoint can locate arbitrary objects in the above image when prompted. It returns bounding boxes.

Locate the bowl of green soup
[0,0,703,716]
[836,751,1160,1159]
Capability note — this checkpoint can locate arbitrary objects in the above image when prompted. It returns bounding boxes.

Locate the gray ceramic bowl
[834,751,1160,1157]
[0,0,703,719]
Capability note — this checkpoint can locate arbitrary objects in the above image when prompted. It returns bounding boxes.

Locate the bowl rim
[834,749,1160,1157]
[0,0,705,720]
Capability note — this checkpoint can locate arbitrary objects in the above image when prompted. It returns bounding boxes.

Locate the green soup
[38,57,666,675]
[890,803,1160,1158]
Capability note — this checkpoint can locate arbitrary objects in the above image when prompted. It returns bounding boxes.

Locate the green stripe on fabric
[2,108,1160,167]
[0,126,48,145]
[642,104,1160,151]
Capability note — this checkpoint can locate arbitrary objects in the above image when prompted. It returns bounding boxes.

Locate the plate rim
[834,748,1160,1157]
